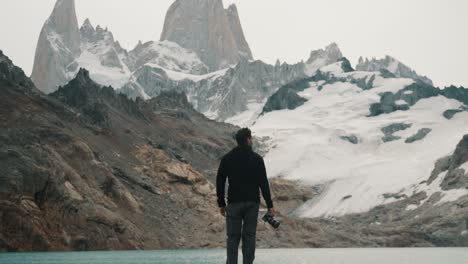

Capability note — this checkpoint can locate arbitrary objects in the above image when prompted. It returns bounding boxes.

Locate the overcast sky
[0,0,467,87]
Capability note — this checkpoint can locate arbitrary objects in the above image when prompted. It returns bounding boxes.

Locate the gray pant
[226,201,260,264]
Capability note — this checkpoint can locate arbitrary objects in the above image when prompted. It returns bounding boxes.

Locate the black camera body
[262,211,280,229]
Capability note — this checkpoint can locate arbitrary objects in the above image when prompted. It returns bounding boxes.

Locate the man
[216,128,275,264]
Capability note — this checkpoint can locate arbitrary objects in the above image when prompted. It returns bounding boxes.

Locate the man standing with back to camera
[216,128,276,264]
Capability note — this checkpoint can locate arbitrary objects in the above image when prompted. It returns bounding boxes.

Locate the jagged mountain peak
[51,67,145,122]
[305,43,344,75]
[80,19,116,44]
[47,0,80,48]
[307,43,343,64]
[160,0,253,70]
[356,55,433,85]
[65,68,98,89]
[325,42,341,53]
[31,0,81,93]
[227,3,238,11]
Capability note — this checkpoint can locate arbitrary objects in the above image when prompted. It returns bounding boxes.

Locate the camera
[262,211,281,229]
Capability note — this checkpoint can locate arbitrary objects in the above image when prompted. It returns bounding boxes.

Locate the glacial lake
[1,248,467,264]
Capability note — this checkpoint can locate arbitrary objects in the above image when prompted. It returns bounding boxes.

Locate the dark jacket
[216,145,274,209]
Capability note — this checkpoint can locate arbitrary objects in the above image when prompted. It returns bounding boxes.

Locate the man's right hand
[220,207,226,217]
[268,207,276,216]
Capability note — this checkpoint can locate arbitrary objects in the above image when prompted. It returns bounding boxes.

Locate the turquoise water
[1,248,467,264]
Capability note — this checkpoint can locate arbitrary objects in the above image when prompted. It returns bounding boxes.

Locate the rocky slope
[1,50,236,251]
[160,0,253,71]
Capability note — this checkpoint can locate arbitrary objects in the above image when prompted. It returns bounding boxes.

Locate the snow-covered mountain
[251,60,468,218]
[31,0,209,94]
[356,55,433,85]
[32,0,347,122]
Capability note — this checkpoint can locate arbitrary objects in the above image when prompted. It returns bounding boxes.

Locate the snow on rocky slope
[31,0,208,94]
[251,61,468,218]
[356,55,433,86]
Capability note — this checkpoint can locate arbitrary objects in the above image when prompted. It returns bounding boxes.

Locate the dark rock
[405,128,432,143]
[443,105,468,119]
[381,123,412,142]
[339,57,354,73]
[262,88,307,113]
[340,135,359,144]
[342,195,352,201]
[452,135,468,169]
[379,69,396,79]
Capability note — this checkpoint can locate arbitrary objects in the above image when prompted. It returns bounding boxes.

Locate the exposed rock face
[31,0,81,94]
[356,55,433,85]
[160,0,253,71]
[121,58,307,120]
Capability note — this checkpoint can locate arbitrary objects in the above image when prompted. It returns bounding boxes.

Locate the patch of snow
[406,204,418,211]
[75,50,131,89]
[403,90,414,95]
[395,99,408,106]
[145,63,228,82]
[226,99,268,127]
[320,62,345,76]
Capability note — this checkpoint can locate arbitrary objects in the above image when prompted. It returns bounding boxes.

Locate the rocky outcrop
[0,50,36,90]
[443,106,468,120]
[340,135,359,145]
[381,123,412,142]
[405,128,432,143]
[31,0,81,93]
[369,81,468,117]
[160,0,253,71]
[356,55,433,85]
